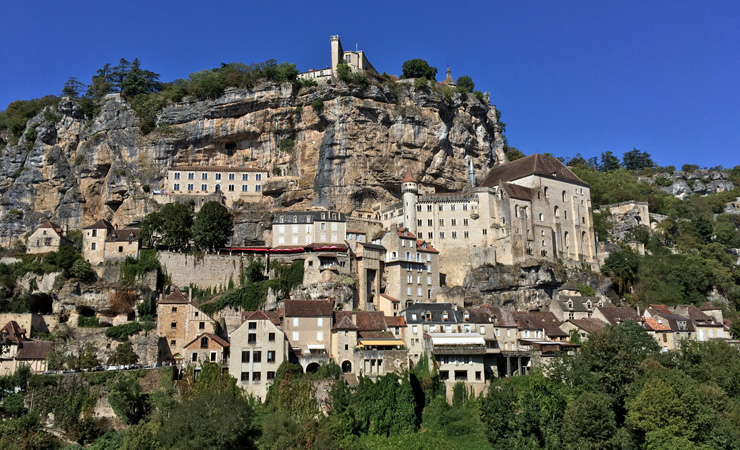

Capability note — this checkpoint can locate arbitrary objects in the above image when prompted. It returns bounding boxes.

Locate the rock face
[644,170,735,198]
[0,81,505,246]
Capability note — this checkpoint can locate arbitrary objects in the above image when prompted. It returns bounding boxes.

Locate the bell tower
[401,172,418,235]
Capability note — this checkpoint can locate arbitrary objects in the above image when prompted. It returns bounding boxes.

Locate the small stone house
[549,296,604,321]
[229,310,287,400]
[0,321,51,375]
[560,318,608,342]
[283,300,333,372]
[331,311,405,379]
[184,332,229,370]
[156,289,215,366]
[26,220,70,254]
[82,219,140,265]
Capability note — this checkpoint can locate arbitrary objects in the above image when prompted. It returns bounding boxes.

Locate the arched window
[564,231,570,247]
[539,213,544,221]
[554,206,560,218]
[581,231,587,244]
[537,191,541,199]
[544,187,549,199]
[562,191,567,202]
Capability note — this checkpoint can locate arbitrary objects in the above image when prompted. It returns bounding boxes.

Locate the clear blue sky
[2,1,738,168]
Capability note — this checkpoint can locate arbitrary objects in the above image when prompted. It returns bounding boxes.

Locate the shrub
[575,283,597,297]
[142,184,150,193]
[310,99,323,113]
[655,176,673,187]
[70,258,94,280]
[279,138,295,153]
[682,164,700,172]
[413,77,429,89]
[77,315,100,327]
[105,322,144,341]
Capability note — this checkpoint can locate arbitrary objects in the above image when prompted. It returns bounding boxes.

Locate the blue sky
[1,1,738,168]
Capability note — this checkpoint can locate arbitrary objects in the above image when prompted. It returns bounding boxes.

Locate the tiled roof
[359,330,395,339]
[676,305,715,323]
[396,227,417,239]
[480,154,587,188]
[415,239,439,254]
[568,318,608,334]
[649,312,695,332]
[385,316,406,327]
[334,311,386,331]
[83,219,114,231]
[648,304,673,315]
[184,332,229,349]
[160,290,189,304]
[699,301,720,311]
[472,306,518,328]
[242,310,270,322]
[106,229,141,243]
[16,341,52,360]
[380,294,400,303]
[595,306,641,326]
[266,309,284,326]
[402,172,417,183]
[644,317,671,332]
[557,296,599,313]
[513,311,568,337]
[332,316,358,331]
[37,220,64,236]
[503,183,535,200]
[284,300,333,317]
[404,303,460,324]
[1,321,27,344]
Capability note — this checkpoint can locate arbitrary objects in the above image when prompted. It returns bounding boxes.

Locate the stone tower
[401,172,418,235]
[330,35,344,79]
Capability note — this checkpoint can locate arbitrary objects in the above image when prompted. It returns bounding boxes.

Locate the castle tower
[401,172,418,235]
[330,35,344,79]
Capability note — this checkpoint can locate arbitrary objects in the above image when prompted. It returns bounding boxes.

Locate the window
[228,184,235,191]
[192,353,198,362]
[439,205,444,211]
[440,232,445,239]
[255,174,262,181]
[451,231,457,239]
[229,173,235,180]
[187,183,194,191]
[427,219,433,226]
[248,334,256,344]
[267,351,275,362]
[293,317,299,326]
[170,339,176,345]
[292,331,299,341]
[171,307,177,312]
[253,351,262,363]
[412,325,418,334]
[554,206,560,217]
[317,331,323,341]
[562,190,567,202]
[242,351,250,363]
[174,172,181,180]
[242,173,248,181]
[427,232,433,239]
[173,183,180,191]
[171,322,177,329]
[241,185,248,192]
[199,322,205,330]
[451,218,457,226]
[267,371,275,380]
[201,173,208,180]
[249,322,257,330]
[451,204,456,211]
[201,183,207,191]
[427,205,433,212]
[268,333,275,342]
[215,173,221,181]
[417,219,422,227]
[200,337,208,348]
[241,372,249,381]
[439,219,444,226]
[252,372,261,382]
[464,231,469,238]
[188,172,194,180]
[482,229,487,235]
[210,352,217,362]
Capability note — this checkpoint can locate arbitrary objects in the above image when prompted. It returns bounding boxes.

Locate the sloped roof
[184,332,229,349]
[699,302,720,311]
[513,311,568,337]
[332,316,359,331]
[359,330,395,339]
[557,296,599,313]
[83,219,114,231]
[403,303,459,324]
[396,227,417,240]
[402,172,417,183]
[106,229,141,243]
[472,305,518,328]
[595,306,641,326]
[16,341,52,360]
[415,239,439,254]
[242,310,270,322]
[648,304,673,315]
[37,220,64,236]
[334,311,387,331]
[1,321,27,344]
[644,317,671,332]
[380,294,400,303]
[284,300,333,317]
[480,154,588,188]
[502,183,535,200]
[677,305,715,323]
[385,316,406,327]
[266,309,284,326]
[160,290,189,304]
[568,318,608,334]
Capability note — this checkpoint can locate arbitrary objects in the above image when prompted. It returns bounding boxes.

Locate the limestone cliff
[0,80,505,246]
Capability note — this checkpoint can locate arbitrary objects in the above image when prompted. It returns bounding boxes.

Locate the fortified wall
[158,252,247,290]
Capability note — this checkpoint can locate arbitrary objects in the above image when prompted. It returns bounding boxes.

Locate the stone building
[26,220,70,254]
[331,311,405,379]
[297,35,377,83]
[271,210,347,248]
[372,227,441,308]
[184,332,229,371]
[156,289,215,366]
[549,296,604,321]
[401,303,461,363]
[82,219,140,265]
[283,300,333,372]
[229,310,287,400]
[381,154,599,284]
[164,165,267,208]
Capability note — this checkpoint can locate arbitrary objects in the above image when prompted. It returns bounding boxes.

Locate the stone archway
[305,362,320,374]
[341,360,352,373]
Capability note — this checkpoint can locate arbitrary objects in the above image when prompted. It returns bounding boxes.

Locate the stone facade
[382,154,599,284]
[184,332,229,369]
[82,219,140,265]
[156,290,215,365]
[158,252,248,291]
[298,35,377,83]
[229,311,288,400]
[164,166,267,208]
[271,210,347,247]
[26,220,70,254]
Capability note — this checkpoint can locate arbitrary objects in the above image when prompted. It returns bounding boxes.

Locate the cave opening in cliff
[78,306,96,317]
[28,294,53,314]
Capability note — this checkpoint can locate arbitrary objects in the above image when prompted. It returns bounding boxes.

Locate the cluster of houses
[149,285,733,399]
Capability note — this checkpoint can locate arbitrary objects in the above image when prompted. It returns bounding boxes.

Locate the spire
[444,66,455,86]
[468,158,476,187]
[402,172,416,183]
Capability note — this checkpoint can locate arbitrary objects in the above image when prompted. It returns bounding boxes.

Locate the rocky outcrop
[643,170,735,198]
[290,282,354,310]
[1,80,505,247]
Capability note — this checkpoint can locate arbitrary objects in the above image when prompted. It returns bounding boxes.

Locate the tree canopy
[401,59,438,80]
[192,201,233,251]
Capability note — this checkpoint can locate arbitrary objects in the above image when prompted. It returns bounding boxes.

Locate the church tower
[401,172,418,235]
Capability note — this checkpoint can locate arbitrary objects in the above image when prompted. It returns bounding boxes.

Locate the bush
[413,77,429,89]
[655,176,673,187]
[279,138,295,153]
[576,283,597,297]
[77,315,100,328]
[310,99,323,113]
[105,322,144,340]
[682,164,700,172]
[70,258,94,280]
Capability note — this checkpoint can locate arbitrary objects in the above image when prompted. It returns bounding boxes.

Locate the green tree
[622,148,655,171]
[120,58,162,97]
[601,246,640,295]
[108,376,149,424]
[599,151,621,172]
[561,391,616,450]
[62,77,86,98]
[401,59,438,80]
[456,76,475,93]
[70,258,94,280]
[157,390,257,450]
[109,341,138,366]
[149,203,193,251]
[78,343,100,370]
[192,201,233,251]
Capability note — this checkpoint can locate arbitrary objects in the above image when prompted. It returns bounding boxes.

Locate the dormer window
[321,213,326,220]
[293,215,297,223]
[463,312,469,321]
[279,216,285,223]
[586,301,592,309]
[443,312,449,321]
[425,312,432,321]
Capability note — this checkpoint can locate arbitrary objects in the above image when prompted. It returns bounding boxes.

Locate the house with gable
[331,311,406,378]
[0,321,52,375]
[26,220,71,254]
[675,304,726,341]
[229,310,287,400]
[184,332,229,370]
[401,303,461,363]
[156,289,215,366]
[643,305,695,351]
[283,300,333,372]
[592,305,642,327]
[560,318,608,342]
[549,296,604,321]
[82,219,140,265]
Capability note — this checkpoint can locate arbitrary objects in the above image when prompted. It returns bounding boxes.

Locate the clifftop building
[381,154,599,284]
[297,35,377,83]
